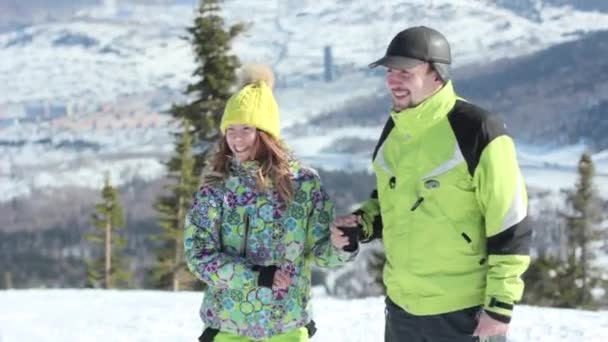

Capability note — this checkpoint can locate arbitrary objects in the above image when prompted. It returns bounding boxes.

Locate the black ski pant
[384,296,482,342]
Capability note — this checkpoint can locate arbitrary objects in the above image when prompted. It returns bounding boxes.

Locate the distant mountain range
[0,0,99,31]
[307,30,608,152]
[3,0,608,106]
[1,0,607,206]
[2,0,607,33]
[458,30,608,150]
[494,0,608,21]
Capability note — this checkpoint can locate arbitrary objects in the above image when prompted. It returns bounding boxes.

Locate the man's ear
[428,65,440,83]
[433,71,443,83]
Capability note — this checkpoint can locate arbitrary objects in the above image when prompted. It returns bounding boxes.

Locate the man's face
[385,63,439,111]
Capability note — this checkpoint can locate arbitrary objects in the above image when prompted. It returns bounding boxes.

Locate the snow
[0,157,164,202]
[2,123,607,203]
[2,1,608,106]
[0,124,173,202]
[0,288,607,342]
[276,74,385,128]
[517,144,608,195]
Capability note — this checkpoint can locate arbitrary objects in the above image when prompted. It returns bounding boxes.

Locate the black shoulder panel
[447,100,509,176]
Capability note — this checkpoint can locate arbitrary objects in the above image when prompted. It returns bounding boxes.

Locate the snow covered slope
[0,288,607,342]
[2,0,608,105]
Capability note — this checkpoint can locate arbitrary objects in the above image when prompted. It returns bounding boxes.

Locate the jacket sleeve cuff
[484,309,511,323]
[352,209,372,241]
[255,265,278,288]
[484,296,514,323]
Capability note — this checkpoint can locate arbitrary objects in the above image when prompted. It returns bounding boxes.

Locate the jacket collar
[390,81,456,138]
[228,157,302,181]
[228,158,260,178]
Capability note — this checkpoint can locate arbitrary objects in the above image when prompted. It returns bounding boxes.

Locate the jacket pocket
[418,179,481,257]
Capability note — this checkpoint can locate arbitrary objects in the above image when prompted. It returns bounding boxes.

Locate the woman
[184,64,356,342]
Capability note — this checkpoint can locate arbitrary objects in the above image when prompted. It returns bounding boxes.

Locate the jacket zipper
[241,214,250,258]
[410,197,425,211]
[217,220,224,251]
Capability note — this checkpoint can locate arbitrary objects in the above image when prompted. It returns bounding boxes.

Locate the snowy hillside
[0,288,607,342]
[2,0,608,106]
[1,118,606,203]
[518,144,608,192]
[0,124,171,201]
[1,116,607,202]
[2,0,608,202]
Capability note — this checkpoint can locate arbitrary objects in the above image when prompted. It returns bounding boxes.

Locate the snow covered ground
[0,288,607,342]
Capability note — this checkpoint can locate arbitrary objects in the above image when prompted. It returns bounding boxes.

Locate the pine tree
[86,172,131,289]
[560,152,603,308]
[153,0,245,290]
[525,152,604,308]
[170,0,246,175]
[522,256,563,306]
[153,120,200,291]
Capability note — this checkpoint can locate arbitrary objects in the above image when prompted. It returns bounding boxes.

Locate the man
[333,26,531,341]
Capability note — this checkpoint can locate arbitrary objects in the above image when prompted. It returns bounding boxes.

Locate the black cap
[369,26,451,70]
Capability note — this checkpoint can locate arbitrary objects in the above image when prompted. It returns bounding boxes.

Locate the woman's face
[225,124,257,162]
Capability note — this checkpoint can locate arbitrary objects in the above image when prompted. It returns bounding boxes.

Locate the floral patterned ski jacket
[185,159,354,340]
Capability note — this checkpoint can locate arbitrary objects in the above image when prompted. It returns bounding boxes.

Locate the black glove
[198,327,220,342]
[336,224,362,252]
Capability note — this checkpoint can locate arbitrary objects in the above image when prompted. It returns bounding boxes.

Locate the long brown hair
[202,130,293,203]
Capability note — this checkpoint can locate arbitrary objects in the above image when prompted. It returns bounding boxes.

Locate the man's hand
[331,214,362,251]
[473,311,509,338]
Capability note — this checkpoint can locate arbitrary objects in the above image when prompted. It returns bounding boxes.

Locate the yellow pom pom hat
[220,64,280,139]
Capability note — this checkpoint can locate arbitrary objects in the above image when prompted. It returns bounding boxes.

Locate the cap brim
[368,56,425,69]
